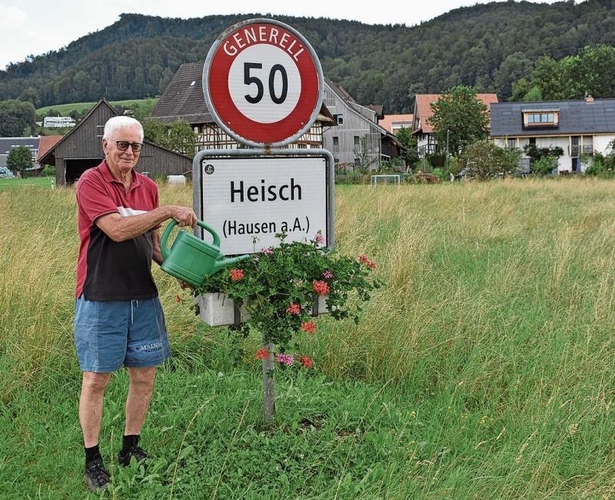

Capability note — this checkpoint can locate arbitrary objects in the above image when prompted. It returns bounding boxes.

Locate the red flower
[312,280,329,296]
[229,268,244,281]
[358,254,377,269]
[286,303,301,315]
[301,321,317,334]
[299,355,313,368]
[255,347,269,360]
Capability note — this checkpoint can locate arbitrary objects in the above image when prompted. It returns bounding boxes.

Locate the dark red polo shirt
[75,161,160,300]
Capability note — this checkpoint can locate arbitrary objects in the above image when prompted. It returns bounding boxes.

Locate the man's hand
[169,206,197,228]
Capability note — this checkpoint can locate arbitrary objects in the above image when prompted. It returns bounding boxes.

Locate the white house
[490,95,615,173]
[43,117,76,128]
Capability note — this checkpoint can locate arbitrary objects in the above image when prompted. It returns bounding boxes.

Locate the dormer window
[528,113,555,124]
[522,109,559,128]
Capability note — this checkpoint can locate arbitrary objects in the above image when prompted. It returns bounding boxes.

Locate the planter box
[195,293,250,327]
[195,293,329,327]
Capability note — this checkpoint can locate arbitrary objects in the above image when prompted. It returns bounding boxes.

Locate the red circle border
[207,22,321,145]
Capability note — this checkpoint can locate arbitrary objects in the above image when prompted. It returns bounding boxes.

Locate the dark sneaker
[84,456,110,492]
[118,445,149,466]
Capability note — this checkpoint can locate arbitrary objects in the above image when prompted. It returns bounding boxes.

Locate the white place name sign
[199,156,328,256]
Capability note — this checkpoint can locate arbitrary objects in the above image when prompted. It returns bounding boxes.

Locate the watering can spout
[212,254,249,275]
[160,219,248,288]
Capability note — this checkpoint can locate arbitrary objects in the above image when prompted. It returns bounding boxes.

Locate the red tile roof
[414,93,498,133]
[378,114,414,134]
[37,135,63,162]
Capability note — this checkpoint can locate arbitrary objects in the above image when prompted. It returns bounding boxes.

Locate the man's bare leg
[79,372,112,447]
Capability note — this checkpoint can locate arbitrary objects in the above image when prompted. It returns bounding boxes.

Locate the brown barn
[39,99,192,186]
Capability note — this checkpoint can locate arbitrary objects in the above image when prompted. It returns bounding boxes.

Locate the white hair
[103,116,144,141]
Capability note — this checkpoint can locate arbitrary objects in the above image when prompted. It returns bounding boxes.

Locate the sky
[0,0,569,71]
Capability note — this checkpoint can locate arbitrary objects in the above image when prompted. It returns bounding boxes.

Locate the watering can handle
[160,219,221,260]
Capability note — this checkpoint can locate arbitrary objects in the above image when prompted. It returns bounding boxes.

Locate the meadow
[1,177,615,499]
[0,177,54,190]
[36,99,158,117]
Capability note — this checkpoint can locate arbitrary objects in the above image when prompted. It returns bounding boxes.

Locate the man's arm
[95,205,197,242]
[152,228,163,266]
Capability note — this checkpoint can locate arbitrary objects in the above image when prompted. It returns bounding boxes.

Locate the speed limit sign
[203,18,324,147]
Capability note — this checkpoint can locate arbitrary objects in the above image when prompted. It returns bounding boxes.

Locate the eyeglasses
[115,140,144,152]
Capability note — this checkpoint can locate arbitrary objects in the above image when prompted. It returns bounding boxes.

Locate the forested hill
[1,0,614,113]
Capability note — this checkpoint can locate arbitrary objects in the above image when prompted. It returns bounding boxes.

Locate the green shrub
[41,165,55,177]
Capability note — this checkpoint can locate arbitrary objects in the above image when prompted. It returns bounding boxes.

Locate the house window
[354,136,360,146]
[522,110,559,128]
[528,113,554,123]
[507,138,516,149]
[332,136,339,153]
[335,114,344,125]
[582,136,593,154]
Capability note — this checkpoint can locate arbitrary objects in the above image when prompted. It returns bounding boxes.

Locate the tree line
[4,40,615,145]
[2,1,615,113]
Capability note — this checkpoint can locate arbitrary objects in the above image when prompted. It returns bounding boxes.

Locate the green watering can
[160,219,248,288]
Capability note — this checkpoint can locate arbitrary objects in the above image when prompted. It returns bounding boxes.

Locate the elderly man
[74,115,196,491]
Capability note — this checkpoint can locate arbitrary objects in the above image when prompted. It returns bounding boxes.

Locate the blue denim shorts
[74,296,172,372]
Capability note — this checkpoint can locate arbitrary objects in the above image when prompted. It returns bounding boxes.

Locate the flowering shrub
[194,232,380,367]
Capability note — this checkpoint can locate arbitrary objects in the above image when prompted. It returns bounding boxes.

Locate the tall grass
[2,178,615,498]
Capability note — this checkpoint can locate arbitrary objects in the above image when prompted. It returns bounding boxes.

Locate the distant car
[0,167,15,178]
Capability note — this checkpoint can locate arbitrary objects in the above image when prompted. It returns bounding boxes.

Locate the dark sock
[121,434,139,453]
[85,444,101,466]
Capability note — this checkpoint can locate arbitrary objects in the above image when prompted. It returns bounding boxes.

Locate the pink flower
[314,232,325,244]
[313,280,329,296]
[260,247,273,255]
[323,270,333,279]
[275,353,294,366]
[255,347,269,360]
[299,355,313,369]
[229,268,244,281]
[301,321,317,334]
[286,303,301,315]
